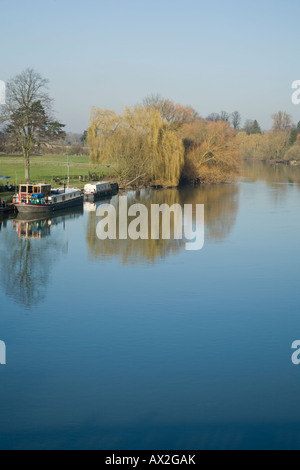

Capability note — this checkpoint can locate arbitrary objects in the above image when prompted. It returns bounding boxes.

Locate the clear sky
[1,0,300,132]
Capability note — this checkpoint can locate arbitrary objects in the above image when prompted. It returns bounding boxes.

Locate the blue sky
[1,0,300,132]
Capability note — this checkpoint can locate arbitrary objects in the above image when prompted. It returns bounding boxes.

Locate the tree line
[237,112,300,162]
[1,69,299,184]
[88,95,241,187]
[89,98,300,187]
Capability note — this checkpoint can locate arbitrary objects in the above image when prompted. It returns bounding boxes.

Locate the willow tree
[0,68,66,181]
[88,106,184,187]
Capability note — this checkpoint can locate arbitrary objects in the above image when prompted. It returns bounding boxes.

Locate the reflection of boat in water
[14,184,83,215]
[13,218,51,239]
[13,207,84,239]
[83,182,119,202]
[84,202,98,213]
[84,194,117,213]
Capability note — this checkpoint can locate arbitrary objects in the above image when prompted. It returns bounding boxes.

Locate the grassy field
[0,154,113,189]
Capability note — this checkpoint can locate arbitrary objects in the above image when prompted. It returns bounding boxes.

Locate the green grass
[0,154,113,188]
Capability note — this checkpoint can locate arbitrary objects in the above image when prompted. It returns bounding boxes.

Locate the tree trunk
[24,150,30,182]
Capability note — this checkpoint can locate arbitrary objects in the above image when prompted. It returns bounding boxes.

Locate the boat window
[28,186,33,193]
[62,196,65,201]
[20,186,27,193]
[53,198,57,203]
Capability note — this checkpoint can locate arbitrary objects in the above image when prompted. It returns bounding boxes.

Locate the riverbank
[243,158,300,166]
[2,154,300,198]
[0,154,114,189]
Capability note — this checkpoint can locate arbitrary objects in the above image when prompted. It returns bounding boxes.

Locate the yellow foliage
[236,130,291,161]
[88,102,241,186]
[88,106,185,187]
[180,120,241,183]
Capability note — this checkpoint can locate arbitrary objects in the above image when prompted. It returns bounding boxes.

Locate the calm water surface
[0,162,300,450]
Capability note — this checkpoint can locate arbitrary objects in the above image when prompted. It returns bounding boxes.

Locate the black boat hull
[15,196,84,215]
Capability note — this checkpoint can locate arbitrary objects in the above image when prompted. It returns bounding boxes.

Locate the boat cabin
[19,184,52,196]
[19,184,52,201]
[84,182,111,195]
[48,188,81,204]
[16,183,83,210]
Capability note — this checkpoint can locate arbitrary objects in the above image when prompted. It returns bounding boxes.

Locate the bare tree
[206,111,230,123]
[0,68,66,181]
[231,111,242,130]
[142,93,163,108]
[220,111,230,122]
[143,94,198,130]
[206,113,221,122]
[272,111,293,132]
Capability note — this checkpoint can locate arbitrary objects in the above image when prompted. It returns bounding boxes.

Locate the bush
[284,142,300,161]
[179,121,241,184]
[88,171,107,181]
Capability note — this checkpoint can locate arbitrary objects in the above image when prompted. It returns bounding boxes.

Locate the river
[0,162,300,450]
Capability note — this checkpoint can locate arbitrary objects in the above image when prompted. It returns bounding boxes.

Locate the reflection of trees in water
[243,161,300,207]
[0,212,81,308]
[0,234,51,308]
[87,191,184,265]
[179,184,240,242]
[243,161,300,187]
[86,185,240,264]
[0,231,64,308]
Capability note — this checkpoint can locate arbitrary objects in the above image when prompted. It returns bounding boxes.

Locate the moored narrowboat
[14,184,84,215]
[83,181,119,201]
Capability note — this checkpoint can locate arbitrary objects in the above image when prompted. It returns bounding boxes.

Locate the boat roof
[65,188,80,193]
[51,187,80,194]
[20,183,51,188]
[86,181,110,185]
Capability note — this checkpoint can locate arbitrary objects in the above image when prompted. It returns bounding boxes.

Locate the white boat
[83,181,119,201]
